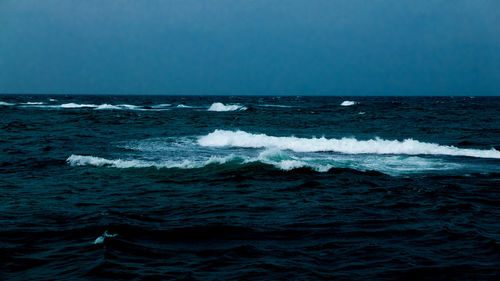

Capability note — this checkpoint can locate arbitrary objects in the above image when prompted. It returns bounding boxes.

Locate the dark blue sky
[1,0,499,95]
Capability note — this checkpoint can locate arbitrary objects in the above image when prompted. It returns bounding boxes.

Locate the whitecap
[0,101,14,106]
[341,101,357,106]
[198,130,500,159]
[207,102,247,112]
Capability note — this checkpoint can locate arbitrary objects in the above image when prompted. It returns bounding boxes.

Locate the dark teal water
[1,95,499,280]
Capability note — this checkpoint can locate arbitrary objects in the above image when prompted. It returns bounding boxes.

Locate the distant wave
[258,104,294,108]
[95,104,142,110]
[0,101,15,106]
[340,101,357,106]
[154,103,171,108]
[15,103,163,111]
[198,130,500,159]
[176,104,194,108]
[95,104,121,110]
[22,102,45,105]
[208,102,247,112]
[60,103,98,108]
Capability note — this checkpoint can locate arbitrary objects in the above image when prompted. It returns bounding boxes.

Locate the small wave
[341,101,357,106]
[60,103,98,108]
[94,231,118,245]
[49,98,57,102]
[198,130,500,159]
[208,102,247,112]
[0,101,15,106]
[358,112,366,115]
[176,104,194,108]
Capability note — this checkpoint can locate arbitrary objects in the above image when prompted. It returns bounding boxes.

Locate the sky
[0,0,499,95]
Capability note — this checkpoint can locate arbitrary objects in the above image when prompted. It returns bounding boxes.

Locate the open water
[1,95,499,280]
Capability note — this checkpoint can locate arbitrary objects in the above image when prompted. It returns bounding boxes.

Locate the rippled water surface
[1,95,499,280]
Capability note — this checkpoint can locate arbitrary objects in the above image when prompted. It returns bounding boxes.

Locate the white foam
[60,103,97,108]
[207,102,247,112]
[198,130,500,159]
[0,101,14,106]
[94,231,118,245]
[176,104,193,108]
[341,101,357,106]
[49,98,57,102]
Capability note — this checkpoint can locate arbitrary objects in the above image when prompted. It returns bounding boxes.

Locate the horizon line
[1,92,498,97]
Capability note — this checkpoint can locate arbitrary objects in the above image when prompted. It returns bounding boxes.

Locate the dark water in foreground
[1,95,499,280]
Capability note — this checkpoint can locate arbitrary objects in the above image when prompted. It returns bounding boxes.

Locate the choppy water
[1,95,499,280]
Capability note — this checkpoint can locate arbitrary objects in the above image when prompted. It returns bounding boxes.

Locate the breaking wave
[198,130,500,159]
[0,101,15,106]
[66,148,465,176]
[208,102,247,112]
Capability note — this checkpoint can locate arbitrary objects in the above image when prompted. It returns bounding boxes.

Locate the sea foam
[198,130,500,159]
[0,101,14,106]
[208,102,247,112]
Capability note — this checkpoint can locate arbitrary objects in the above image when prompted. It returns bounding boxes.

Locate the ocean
[1,95,499,280]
